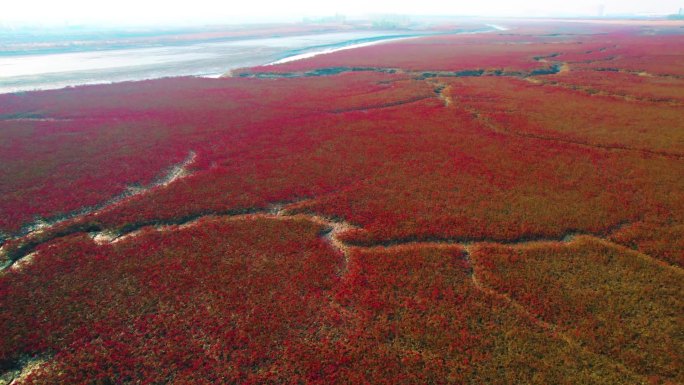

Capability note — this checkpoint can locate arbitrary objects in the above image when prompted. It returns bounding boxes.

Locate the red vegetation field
[1,219,647,384]
[1,217,342,383]
[0,19,682,383]
[472,237,683,383]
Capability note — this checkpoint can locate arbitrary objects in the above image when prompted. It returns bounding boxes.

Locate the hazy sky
[2,0,683,26]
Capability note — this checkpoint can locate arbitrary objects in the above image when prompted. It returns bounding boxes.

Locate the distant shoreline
[265,33,433,66]
[0,25,505,94]
[261,25,507,68]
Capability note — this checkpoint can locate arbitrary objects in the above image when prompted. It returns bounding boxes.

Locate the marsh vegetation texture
[0,20,682,384]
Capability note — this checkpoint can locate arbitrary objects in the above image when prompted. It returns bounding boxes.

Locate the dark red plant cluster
[471,237,684,383]
[0,116,193,233]
[538,69,684,104]
[568,33,684,76]
[0,221,642,383]
[0,217,343,383]
[304,245,639,384]
[445,76,684,155]
[0,72,430,234]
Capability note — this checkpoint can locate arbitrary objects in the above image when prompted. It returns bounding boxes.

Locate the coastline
[0,25,506,94]
[260,24,507,68]
[265,34,430,66]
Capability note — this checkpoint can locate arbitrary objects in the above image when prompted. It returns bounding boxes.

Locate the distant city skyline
[2,0,684,26]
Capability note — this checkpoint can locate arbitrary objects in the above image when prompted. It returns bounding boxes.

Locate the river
[0,31,431,93]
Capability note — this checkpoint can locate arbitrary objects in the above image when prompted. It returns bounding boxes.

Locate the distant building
[598,4,606,17]
[667,8,684,19]
[302,14,346,25]
[370,14,411,29]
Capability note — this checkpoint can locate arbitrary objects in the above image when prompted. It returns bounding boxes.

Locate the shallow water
[0,31,422,94]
